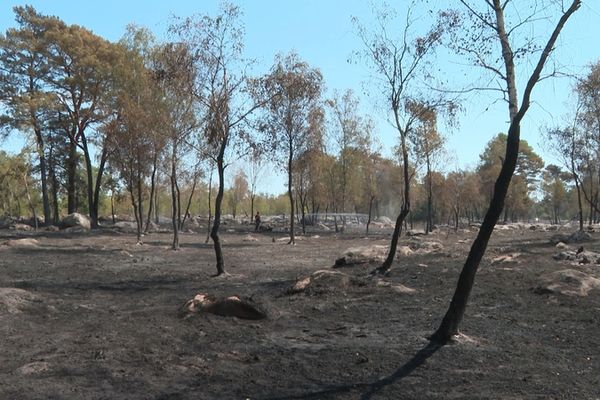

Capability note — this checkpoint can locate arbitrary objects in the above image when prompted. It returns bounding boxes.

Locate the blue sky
[1,1,599,187]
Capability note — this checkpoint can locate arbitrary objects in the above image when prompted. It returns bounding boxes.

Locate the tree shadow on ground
[264,340,442,400]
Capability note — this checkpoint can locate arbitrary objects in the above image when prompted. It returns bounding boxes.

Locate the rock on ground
[334,245,413,267]
[62,213,91,230]
[550,231,592,245]
[553,247,600,264]
[0,288,38,314]
[534,269,600,297]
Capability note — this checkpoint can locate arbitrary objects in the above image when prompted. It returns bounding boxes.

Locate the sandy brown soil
[1,224,599,399]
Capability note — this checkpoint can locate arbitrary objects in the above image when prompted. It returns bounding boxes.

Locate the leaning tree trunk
[372,125,410,275]
[430,124,521,343]
[430,0,580,344]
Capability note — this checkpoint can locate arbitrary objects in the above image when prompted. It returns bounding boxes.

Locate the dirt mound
[0,288,38,314]
[334,245,412,267]
[374,278,416,294]
[533,269,600,297]
[288,270,365,295]
[181,293,266,320]
[243,235,259,242]
[409,239,444,253]
[3,238,40,247]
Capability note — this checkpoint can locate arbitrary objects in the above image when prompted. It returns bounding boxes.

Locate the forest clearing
[1,0,597,398]
[1,220,599,399]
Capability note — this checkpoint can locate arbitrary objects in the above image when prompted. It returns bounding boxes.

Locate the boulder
[62,213,91,230]
[0,288,38,314]
[335,245,388,266]
[533,269,600,297]
[550,231,592,245]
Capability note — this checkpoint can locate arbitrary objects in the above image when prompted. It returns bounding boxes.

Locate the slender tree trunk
[431,0,580,344]
[136,171,144,244]
[171,166,179,250]
[210,142,227,276]
[67,137,77,214]
[206,166,213,244]
[129,182,142,244]
[92,144,108,228]
[287,141,295,245]
[80,131,98,227]
[366,194,375,236]
[23,171,38,230]
[144,154,158,233]
[181,171,198,230]
[110,192,115,224]
[33,129,50,226]
[49,145,60,225]
[372,124,410,275]
[250,194,256,223]
[574,174,584,231]
[175,177,182,227]
[154,179,160,224]
[426,153,433,234]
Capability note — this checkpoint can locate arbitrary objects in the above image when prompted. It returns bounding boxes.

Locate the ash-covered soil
[1,224,599,399]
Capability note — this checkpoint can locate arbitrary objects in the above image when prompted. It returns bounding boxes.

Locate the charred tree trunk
[48,144,60,225]
[80,131,98,228]
[181,171,198,230]
[287,141,295,245]
[430,0,580,344]
[210,142,227,276]
[136,171,144,244]
[92,144,108,228]
[366,194,375,236]
[67,137,77,214]
[426,152,433,234]
[170,142,179,250]
[206,167,213,244]
[171,170,179,250]
[372,123,411,275]
[33,128,50,226]
[144,154,158,234]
